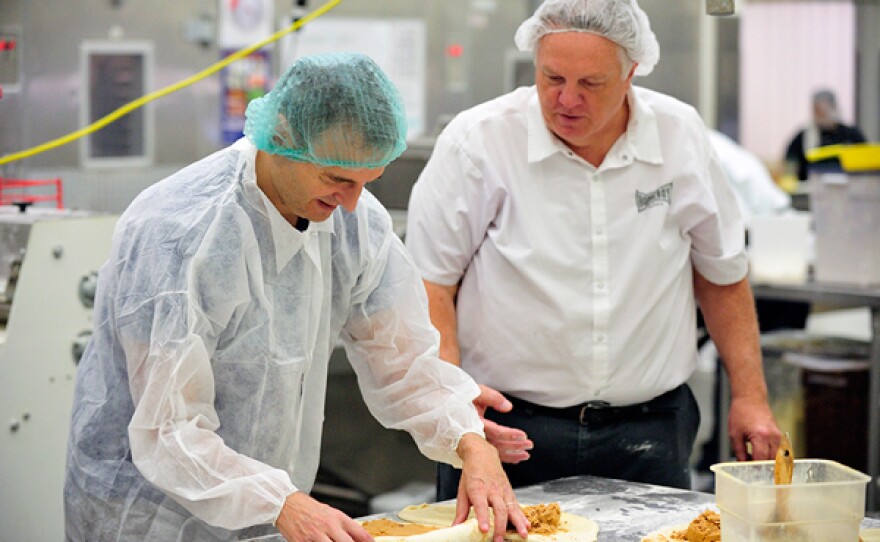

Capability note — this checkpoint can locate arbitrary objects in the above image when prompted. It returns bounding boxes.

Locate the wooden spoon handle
[774,433,794,485]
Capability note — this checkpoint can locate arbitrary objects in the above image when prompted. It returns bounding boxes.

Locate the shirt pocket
[635,203,680,252]
[658,212,684,251]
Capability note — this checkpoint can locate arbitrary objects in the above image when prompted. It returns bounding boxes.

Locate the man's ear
[272,113,296,148]
[626,63,638,84]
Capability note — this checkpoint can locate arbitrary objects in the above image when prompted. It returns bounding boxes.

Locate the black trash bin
[778,335,870,473]
[802,364,869,473]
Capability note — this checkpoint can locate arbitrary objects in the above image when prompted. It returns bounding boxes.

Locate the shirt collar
[233,138,335,272]
[526,87,664,167]
[527,90,568,163]
[621,87,663,165]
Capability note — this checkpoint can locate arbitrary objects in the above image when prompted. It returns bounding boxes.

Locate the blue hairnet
[515,0,660,77]
[245,52,407,168]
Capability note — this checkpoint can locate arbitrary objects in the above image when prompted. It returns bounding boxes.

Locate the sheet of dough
[642,524,880,541]
[397,503,598,542]
[862,528,880,542]
[639,524,688,542]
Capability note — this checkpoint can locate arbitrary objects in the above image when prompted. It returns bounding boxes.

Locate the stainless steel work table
[749,281,880,511]
[391,475,880,540]
[506,475,717,540]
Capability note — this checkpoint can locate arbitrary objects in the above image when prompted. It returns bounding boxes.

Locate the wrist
[730,390,769,403]
[456,432,488,460]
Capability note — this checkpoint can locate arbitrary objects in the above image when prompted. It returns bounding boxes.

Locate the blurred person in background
[708,129,790,221]
[784,88,866,182]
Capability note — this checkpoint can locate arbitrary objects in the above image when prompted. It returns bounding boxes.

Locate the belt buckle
[578,400,611,425]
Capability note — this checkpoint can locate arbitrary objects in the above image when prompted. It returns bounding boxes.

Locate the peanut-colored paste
[668,510,721,542]
[519,503,562,535]
[362,518,440,537]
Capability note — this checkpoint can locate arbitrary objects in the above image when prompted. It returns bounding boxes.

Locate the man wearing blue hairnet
[405,0,782,499]
[64,52,530,542]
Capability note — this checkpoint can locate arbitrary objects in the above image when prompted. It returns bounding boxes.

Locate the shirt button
[622,154,629,160]
[596,282,605,290]
[595,228,604,236]
[596,334,605,343]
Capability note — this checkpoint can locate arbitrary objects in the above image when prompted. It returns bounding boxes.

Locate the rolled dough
[363,518,486,542]
[397,503,598,542]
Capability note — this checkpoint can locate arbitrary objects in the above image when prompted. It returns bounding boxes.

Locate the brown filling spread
[667,510,721,542]
[511,503,562,535]
[362,518,440,537]
[365,502,565,538]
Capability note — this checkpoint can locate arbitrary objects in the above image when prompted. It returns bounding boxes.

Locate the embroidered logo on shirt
[635,183,673,212]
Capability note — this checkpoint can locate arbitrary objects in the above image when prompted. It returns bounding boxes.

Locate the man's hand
[728,394,782,461]
[692,274,782,462]
[455,433,531,542]
[276,491,373,542]
[475,385,533,464]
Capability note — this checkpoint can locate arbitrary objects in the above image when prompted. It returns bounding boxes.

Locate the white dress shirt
[406,86,748,408]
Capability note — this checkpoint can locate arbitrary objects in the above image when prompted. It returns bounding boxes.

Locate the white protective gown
[64,139,482,541]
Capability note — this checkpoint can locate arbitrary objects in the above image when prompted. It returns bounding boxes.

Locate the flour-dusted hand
[455,433,531,542]
[276,492,374,542]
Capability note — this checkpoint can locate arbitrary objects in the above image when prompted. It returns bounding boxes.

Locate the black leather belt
[506,385,684,426]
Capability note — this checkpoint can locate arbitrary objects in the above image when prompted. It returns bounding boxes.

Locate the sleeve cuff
[692,249,749,285]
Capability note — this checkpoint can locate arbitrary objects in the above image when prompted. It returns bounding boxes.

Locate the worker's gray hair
[812,89,838,109]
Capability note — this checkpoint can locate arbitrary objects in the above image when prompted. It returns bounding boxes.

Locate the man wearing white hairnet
[64,52,530,542]
[405,0,782,499]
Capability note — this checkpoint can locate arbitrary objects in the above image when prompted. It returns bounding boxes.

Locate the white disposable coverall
[64,139,482,541]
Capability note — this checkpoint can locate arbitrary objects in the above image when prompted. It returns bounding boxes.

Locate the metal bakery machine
[0,206,117,541]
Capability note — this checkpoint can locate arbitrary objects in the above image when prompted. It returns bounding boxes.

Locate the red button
[446,44,464,58]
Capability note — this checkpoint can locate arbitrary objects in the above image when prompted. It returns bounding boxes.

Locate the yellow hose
[0,0,342,166]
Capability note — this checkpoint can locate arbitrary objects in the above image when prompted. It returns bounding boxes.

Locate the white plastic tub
[710,459,871,541]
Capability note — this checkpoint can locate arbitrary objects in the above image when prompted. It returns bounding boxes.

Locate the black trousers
[437,384,700,501]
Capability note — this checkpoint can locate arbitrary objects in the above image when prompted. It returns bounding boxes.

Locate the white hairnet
[514,0,660,76]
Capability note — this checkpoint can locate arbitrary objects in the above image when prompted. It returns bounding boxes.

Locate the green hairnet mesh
[244,52,407,168]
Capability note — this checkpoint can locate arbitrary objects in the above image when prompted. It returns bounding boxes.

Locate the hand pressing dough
[397,503,598,542]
